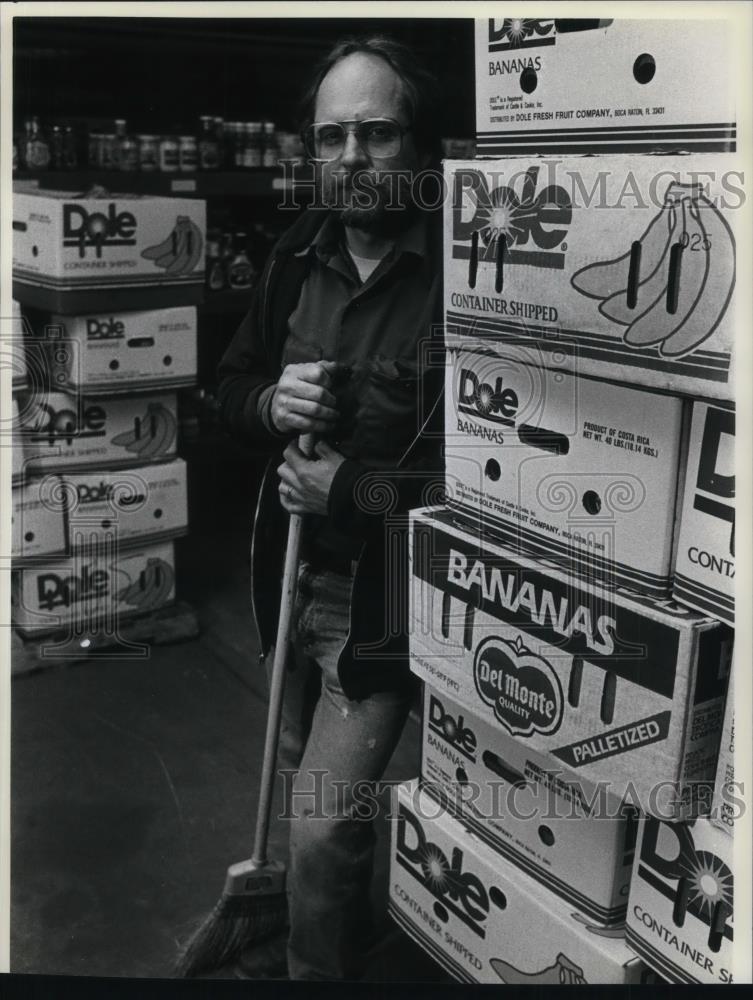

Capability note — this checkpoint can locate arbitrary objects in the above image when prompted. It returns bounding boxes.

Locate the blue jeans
[269,562,412,980]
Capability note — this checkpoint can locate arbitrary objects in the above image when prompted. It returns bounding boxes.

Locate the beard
[319,168,421,237]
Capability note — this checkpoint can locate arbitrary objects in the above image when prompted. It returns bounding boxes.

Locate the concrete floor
[10,442,449,983]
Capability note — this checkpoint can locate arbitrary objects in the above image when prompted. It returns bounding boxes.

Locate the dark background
[14,16,476,135]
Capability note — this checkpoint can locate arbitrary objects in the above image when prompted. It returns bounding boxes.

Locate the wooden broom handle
[252,434,314,865]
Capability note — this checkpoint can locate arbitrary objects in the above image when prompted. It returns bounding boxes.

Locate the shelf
[13,167,314,199]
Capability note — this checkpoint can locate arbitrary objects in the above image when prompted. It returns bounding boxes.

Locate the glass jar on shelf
[262,121,278,168]
[179,135,198,172]
[243,122,263,168]
[50,125,65,169]
[159,135,180,173]
[23,117,51,170]
[63,126,78,169]
[137,134,160,172]
[198,115,220,170]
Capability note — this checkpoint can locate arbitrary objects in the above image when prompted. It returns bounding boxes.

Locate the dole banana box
[61,458,188,550]
[17,390,178,473]
[11,478,67,563]
[625,815,735,984]
[12,540,176,638]
[389,781,652,985]
[444,343,689,598]
[445,155,739,400]
[673,402,735,625]
[476,19,734,155]
[47,307,197,392]
[420,686,636,925]
[12,188,205,313]
[409,507,732,818]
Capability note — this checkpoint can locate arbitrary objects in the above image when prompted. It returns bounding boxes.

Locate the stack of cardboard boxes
[389,18,737,985]
[10,187,205,643]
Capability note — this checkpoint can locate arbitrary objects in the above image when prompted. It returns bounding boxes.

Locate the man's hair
[298,34,443,162]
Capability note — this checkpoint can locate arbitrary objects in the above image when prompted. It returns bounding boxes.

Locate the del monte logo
[474,634,563,737]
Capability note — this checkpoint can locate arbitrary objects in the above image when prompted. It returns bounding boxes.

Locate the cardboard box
[11,478,67,563]
[10,300,29,389]
[475,19,735,155]
[17,390,178,473]
[61,458,188,549]
[626,816,734,983]
[445,155,739,400]
[444,343,689,598]
[47,307,197,392]
[11,397,25,486]
[409,507,732,818]
[673,402,735,624]
[420,686,635,925]
[12,188,205,313]
[389,780,652,984]
[12,540,175,637]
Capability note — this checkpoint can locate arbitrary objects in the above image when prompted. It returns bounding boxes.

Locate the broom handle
[252,432,314,866]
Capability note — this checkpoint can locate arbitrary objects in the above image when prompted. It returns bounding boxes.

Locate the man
[217,35,444,980]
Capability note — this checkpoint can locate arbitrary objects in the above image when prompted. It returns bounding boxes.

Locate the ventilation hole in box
[633,53,656,84]
[538,825,555,847]
[163,355,173,366]
[109,360,119,370]
[154,508,163,519]
[485,458,501,482]
[520,67,537,93]
[24,531,34,542]
[32,246,39,257]
[489,887,507,910]
[582,490,601,515]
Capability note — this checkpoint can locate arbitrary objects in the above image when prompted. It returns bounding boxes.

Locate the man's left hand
[278,440,346,516]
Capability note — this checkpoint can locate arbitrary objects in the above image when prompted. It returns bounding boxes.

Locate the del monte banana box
[445,155,739,400]
[420,687,635,925]
[626,815,735,984]
[444,343,689,598]
[476,18,734,155]
[389,781,652,984]
[11,478,67,563]
[409,507,733,818]
[61,458,188,550]
[673,402,735,625]
[17,389,178,473]
[12,188,205,313]
[47,306,197,392]
[11,540,176,638]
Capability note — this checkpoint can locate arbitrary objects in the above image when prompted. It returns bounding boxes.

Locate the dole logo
[86,317,126,341]
[26,401,107,446]
[396,801,506,938]
[474,635,563,737]
[638,818,733,951]
[457,367,519,426]
[63,203,137,259]
[37,564,109,611]
[453,166,571,270]
[694,407,735,558]
[428,695,478,762]
[488,18,556,51]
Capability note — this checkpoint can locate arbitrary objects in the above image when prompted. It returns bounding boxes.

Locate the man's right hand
[270,360,340,435]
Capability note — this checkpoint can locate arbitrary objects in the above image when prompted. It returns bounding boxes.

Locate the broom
[175,434,313,977]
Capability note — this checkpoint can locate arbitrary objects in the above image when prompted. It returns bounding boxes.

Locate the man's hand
[278,440,346,515]
[271,360,339,435]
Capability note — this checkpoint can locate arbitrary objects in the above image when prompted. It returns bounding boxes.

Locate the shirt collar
[305,211,433,284]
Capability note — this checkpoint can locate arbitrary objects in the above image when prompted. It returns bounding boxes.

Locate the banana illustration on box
[571,183,735,359]
[141,216,203,275]
[110,402,177,461]
[118,557,174,610]
[490,953,587,985]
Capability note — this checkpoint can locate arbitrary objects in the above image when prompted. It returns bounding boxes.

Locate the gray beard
[321,171,419,237]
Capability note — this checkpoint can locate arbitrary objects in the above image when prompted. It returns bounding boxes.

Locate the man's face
[313,52,427,233]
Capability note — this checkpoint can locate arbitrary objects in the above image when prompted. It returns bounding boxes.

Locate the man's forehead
[314,52,408,121]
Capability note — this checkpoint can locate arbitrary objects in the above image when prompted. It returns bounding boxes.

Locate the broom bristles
[174,891,288,978]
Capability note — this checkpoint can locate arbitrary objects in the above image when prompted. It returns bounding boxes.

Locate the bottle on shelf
[50,125,65,170]
[198,115,220,170]
[63,125,78,169]
[179,135,198,172]
[243,122,263,168]
[229,123,244,170]
[262,121,278,168]
[112,118,129,169]
[226,231,255,289]
[23,116,51,171]
[205,228,226,292]
[137,134,160,172]
[159,135,180,173]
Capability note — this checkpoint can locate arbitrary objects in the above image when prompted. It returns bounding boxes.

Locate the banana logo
[490,953,587,985]
[110,402,177,461]
[571,183,735,358]
[118,556,174,609]
[141,216,203,275]
[571,912,626,938]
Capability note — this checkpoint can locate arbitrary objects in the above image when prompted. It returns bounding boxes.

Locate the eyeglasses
[302,118,411,161]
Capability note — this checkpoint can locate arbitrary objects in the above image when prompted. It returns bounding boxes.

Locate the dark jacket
[217,206,445,699]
